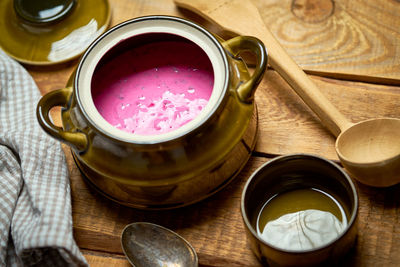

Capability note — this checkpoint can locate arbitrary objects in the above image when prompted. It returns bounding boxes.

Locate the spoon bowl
[121,222,198,267]
[336,118,400,187]
[174,0,400,187]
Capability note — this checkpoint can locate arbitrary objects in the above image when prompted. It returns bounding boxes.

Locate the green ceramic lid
[0,0,111,65]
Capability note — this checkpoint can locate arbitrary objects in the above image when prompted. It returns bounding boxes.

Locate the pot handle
[223,36,267,103]
[37,87,88,152]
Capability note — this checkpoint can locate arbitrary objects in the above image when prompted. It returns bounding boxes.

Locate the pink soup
[91,34,214,135]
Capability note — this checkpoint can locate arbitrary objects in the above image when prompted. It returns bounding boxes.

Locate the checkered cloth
[0,50,87,266]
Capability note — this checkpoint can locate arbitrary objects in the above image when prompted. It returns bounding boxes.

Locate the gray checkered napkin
[0,49,87,266]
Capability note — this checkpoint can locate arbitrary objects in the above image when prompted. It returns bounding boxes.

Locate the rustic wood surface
[254,0,400,83]
[24,0,400,266]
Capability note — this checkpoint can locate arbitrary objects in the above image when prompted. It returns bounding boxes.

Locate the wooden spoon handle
[174,0,353,137]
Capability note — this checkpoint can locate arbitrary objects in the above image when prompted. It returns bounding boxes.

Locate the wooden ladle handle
[174,0,353,137]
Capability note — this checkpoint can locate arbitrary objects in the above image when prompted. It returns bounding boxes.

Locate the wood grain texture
[253,0,400,82]
[82,250,130,266]
[255,70,400,161]
[70,153,400,266]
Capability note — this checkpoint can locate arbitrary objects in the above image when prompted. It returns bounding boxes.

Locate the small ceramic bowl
[37,15,267,209]
[241,154,358,266]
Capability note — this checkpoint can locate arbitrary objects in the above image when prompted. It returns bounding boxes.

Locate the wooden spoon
[174,0,400,187]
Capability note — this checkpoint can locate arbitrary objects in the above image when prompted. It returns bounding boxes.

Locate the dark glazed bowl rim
[75,15,230,145]
[241,153,358,254]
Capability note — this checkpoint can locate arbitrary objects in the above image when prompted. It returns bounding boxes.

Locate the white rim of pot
[76,16,228,144]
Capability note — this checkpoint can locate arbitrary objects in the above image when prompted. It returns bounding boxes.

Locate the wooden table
[26,0,400,266]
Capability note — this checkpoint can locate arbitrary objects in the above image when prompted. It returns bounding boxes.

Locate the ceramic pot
[37,15,267,209]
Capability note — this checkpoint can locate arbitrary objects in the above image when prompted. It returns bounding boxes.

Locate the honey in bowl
[91,33,214,135]
[257,187,348,251]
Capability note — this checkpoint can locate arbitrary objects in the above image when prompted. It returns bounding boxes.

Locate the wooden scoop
[174,0,400,187]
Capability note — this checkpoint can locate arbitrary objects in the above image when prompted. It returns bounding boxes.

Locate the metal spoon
[121,222,198,267]
[174,0,400,187]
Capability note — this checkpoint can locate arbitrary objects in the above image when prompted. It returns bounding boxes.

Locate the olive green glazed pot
[37,16,267,209]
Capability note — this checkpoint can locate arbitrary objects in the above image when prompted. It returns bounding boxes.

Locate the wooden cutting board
[253,0,400,83]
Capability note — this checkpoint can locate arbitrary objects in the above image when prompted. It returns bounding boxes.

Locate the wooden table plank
[83,250,257,267]
[253,0,400,83]
[255,70,400,161]
[70,153,400,266]
[82,250,130,267]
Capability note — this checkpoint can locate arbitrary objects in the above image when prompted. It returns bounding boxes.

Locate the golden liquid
[257,188,347,235]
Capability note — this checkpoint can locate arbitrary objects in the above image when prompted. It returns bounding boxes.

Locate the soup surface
[92,38,214,135]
